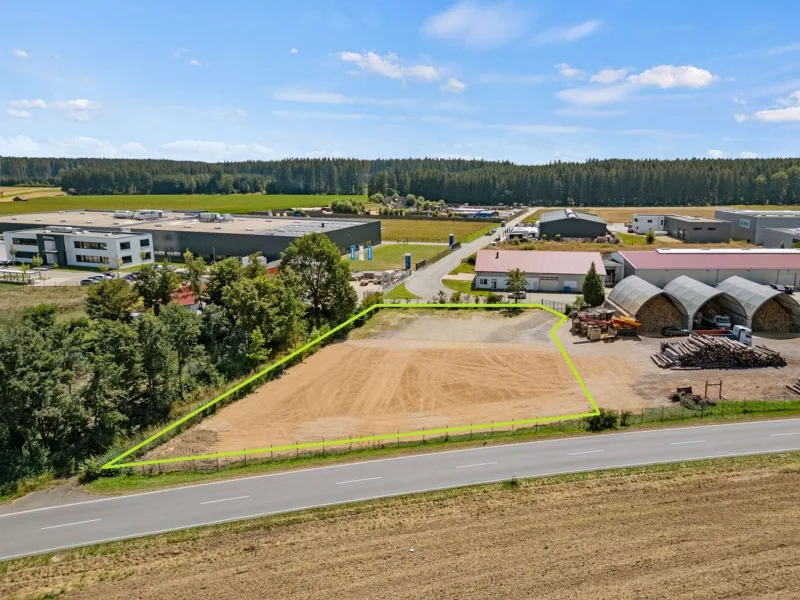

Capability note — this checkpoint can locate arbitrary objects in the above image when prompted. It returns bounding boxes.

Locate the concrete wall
[663,216,731,243]
[474,271,585,293]
[763,229,800,249]
[626,266,800,288]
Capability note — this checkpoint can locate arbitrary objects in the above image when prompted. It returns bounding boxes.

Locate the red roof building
[474,250,604,293]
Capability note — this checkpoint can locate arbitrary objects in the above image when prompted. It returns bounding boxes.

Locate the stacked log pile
[637,295,685,333]
[651,335,786,369]
[753,300,791,332]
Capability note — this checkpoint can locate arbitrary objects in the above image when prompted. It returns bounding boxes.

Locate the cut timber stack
[752,300,791,332]
[651,335,786,369]
[636,295,685,334]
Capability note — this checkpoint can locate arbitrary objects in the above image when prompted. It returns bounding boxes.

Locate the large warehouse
[0,210,381,262]
[538,209,607,239]
[714,209,800,244]
[474,250,604,293]
[763,227,800,249]
[619,248,800,287]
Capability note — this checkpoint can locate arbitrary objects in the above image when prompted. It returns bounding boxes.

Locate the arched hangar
[716,276,800,332]
[662,276,747,331]
[606,275,687,333]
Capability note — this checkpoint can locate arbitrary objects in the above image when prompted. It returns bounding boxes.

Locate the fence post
[641,408,644,424]
[661,406,664,422]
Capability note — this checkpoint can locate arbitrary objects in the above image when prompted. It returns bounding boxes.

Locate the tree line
[0,233,358,493]
[3,156,800,206]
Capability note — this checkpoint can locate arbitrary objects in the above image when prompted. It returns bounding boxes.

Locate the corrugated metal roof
[663,275,746,321]
[620,249,800,270]
[475,250,606,276]
[607,275,687,317]
[716,276,800,321]
[539,209,606,224]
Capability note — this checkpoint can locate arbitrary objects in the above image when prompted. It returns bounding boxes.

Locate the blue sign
[350,245,356,260]
[404,253,411,270]
[367,245,373,260]
[448,233,454,246]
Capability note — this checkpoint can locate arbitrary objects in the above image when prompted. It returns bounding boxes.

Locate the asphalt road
[1,419,798,561]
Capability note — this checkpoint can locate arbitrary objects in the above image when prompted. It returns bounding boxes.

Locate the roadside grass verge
[0,194,351,216]
[448,254,476,275]
[83,399,800,496]
[379,219,488,243]
[350,243,444,271]
[383,283,420,300]
[616,232,649,245]
[441,278,491,297]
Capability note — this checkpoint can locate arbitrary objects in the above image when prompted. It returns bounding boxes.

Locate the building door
[490,279,497,289]
[528,278,539,291]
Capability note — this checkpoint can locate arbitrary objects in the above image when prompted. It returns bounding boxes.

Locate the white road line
[336,477,382,485]
[200,495,250,505]
[566,450,605,456]
[770,432,800,437]
[41,519,101,531]
[669,440,706,445]
[456,461,498,469]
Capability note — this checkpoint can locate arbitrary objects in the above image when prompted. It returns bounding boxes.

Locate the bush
[78,456,105,483]
[646,228,656,244]
[586,408,619,432]
[464,253,477,266]
[619,410,632,427]
[555,234,561,242]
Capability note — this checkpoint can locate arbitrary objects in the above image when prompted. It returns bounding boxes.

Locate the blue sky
[2,0,800,163]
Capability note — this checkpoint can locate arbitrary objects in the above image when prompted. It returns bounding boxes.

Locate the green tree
[30,254,43,269]
[780,241,786,249]
[205,257,243,305]
[582,262,605,307]
[646,228,656,244]
[160,304,201,398]
[182,249,206,301]
[242,251,267,279]
[134,312,175,420]
[85,278,140,321]
[505,268,527,302]
[135,264,180,310]
[280,233,358,328]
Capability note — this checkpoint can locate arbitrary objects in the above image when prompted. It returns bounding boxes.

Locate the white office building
[3,226,154,269]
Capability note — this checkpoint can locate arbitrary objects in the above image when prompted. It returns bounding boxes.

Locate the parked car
[661,326,690,337]
[507,290,526,300]
[770,284,794,295]
[627,227,635,233]
[100,272,116,279]
[80,278,98,285]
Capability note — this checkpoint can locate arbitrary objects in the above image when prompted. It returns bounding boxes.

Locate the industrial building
[631,214,666,235]
[630,214,731,242]
[0,210,381,262]
[763,227,800,249]
[607,273,800,332]
[2,226,154,268]
[714,209,800,244]
[537,209,607,239]
[474,249,604,293]
[619,248,800,287]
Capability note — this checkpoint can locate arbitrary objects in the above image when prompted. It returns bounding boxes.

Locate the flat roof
[769,228,800,235]
[619,249,800,270]
[717,209,800,217]
[0,211,145,228]
[539,209,606,225]
[3,227,145,239]
[475,250,606,276]
[131,215,370,236]
[664,215,728,224]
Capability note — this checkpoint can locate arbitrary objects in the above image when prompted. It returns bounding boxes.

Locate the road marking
[566,450,604,456]
[669,440,706,445]
[200,495,250,505]
[456,461,498,469]
[770,432,800,437]
[41,519,101,531]
[336,477,382,485]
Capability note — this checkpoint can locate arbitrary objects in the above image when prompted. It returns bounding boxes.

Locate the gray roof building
[716,276,800,331]
[662,275,747,329]
[715,209,800,244]
[538,209,607,239]
[762,227,800,249]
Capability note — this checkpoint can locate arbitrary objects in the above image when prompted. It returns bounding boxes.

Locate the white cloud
[0,135,120,157]
[290,48,299,54]
[734,113,747,123]
[339,51,439,81]
[13,49,28,58]
[10,99,47,109]
[442,78,467,93]
[555,63,583,78]
[535,19,602,45]
[769,42,800,55]
[732,95,747,106]
[421,1,528,48]
[707,149,725,159]
[6,109,31,119]
[778,91,800,106]
[753,106,800,122]
[160,140,275,160]
[235,109,246,117]
[188,59,203,67]
[555,84,632,105]
[172,47,188,59]
[271,110,376,121]
[307,150,343,157]
[124,142,148,155]
[627,65,716,88]
[476,73,548,84]
[590,68,628,84]
[270,88,416,106]
[495,123,585,134]
[738,151,759,158]
[554,107,625,118]
[54,99,103,122]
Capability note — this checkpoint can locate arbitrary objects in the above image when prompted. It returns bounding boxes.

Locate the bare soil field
[4,453,799,599]
[151,310,610,461]
[557,327,800,404]
[0,186,65,201]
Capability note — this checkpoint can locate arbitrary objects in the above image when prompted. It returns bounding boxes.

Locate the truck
[699,314,731,330]
[693,325,753,347]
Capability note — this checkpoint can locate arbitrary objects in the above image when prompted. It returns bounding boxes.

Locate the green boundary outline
[102,303,600,470]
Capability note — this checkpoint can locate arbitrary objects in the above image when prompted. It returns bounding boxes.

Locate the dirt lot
[0,186,65,201]
[152,310,621,461]
[557,327,800,405]
[4,453,799,599]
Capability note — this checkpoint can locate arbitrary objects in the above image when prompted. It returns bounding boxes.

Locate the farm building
[474,250,604,293]
[763,227,800,249]
[662,215,731,243]
[663,276,747,331]
[716,276,800,332]
[619,248,800,288]
[0,209,381,262]
[538,209,607,239]
[714,209,800,244]
[605,275,687,333]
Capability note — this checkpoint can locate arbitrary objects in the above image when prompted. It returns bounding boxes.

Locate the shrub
[586,408,619,432]
[619,410,632,427]
[78,456,105,483]
[555,234,561,242]
[646,228,656,244]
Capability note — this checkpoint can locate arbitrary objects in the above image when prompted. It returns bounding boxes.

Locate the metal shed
[662,275,747,330]
[716,276,800,332]
[606,275,687,332]
[538,209,607,240]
